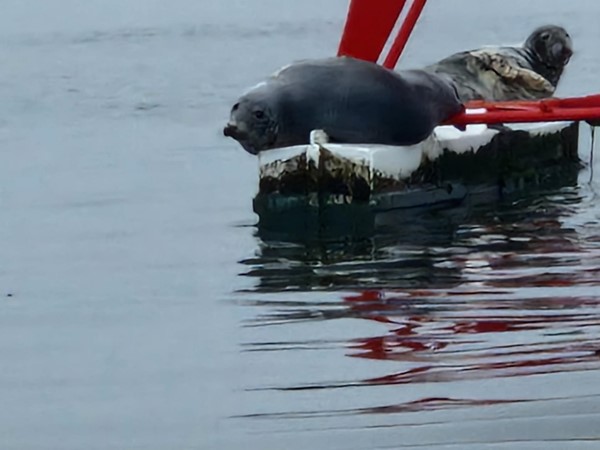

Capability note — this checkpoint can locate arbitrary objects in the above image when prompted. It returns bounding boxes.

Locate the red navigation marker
[337,0,407,62]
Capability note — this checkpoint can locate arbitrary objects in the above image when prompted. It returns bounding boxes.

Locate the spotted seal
[223,56,463,154]
[426,25,573,102]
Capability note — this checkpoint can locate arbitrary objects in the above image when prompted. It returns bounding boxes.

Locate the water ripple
[234,187,600,444]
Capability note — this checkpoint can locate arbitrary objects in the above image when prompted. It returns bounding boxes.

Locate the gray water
[1,1,599,449]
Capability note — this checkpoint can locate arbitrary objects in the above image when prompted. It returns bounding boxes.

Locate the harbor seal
[426,25,573,102]
[224,56,463,154]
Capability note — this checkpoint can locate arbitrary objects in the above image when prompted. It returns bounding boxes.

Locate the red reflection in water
[351,331,449,361]
[338,228,600,409]
[363,351,598,386]
[358,397,527,415]
[342,287,600,386]
[450,317,552,334]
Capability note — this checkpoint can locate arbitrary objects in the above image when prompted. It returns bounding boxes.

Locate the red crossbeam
[447,95,600,126]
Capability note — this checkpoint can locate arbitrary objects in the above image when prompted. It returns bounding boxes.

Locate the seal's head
[223,86,279,155]
[524,25,573,83]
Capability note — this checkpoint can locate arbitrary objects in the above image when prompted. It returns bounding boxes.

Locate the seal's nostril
[223,124,235,137]
[224,123,245,139]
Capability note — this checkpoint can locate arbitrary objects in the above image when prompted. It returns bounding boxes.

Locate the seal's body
[426,25,573,102]
[224,57,463,154]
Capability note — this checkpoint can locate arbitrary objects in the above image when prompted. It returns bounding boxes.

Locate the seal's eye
[541,33,550,41]
[253,110,265,119]
[232,103,240,111]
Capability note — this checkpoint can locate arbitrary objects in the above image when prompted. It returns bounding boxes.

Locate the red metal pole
[383,0,428,69]
[446,94,600,126]
[447,108,600,126]
[337,0,407,62]
[464,94,600,112]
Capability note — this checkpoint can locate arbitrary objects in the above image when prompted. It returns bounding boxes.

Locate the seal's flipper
[513,68,555,94]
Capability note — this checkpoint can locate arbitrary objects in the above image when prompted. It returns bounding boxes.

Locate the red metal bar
[445,94,600,126]
[447,108,600,126]
[464,94,600,112]
[383,0,428,69]
[337,0,407,62]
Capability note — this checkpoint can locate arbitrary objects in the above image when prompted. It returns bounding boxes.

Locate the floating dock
[254,121,585,237]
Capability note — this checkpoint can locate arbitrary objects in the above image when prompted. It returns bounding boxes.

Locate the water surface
[0,1,599,449]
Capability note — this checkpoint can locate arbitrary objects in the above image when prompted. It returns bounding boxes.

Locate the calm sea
[0,1,599,449]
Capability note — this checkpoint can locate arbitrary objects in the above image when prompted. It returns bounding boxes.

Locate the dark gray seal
[223,56,463,154]
[425,25,573,102]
